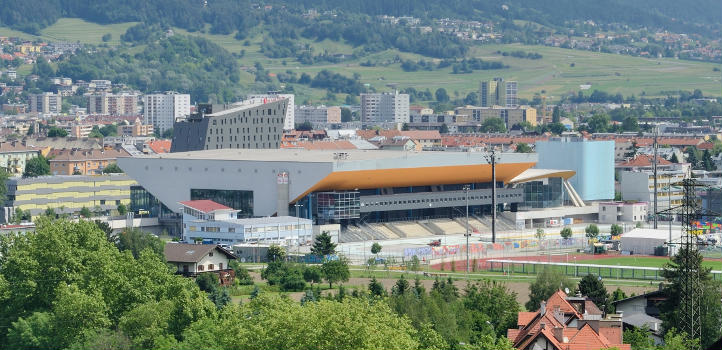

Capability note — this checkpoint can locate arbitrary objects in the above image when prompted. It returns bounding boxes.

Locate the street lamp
[483,147,499,243]
[464,184,471,275]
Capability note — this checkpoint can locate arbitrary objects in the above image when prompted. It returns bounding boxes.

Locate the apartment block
[171,99,286,152]
[247,93,294,130]
[294,105,341,127]
[479,78,517,107]
[87,93,140,116]
[455,105,537,128]
[48,148,129,175]
[361,91,409,126]
[143,92,191,135]
[29,92,62,114]
[598,201,648,224]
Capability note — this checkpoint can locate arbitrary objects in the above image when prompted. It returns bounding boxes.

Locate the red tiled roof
[697,142,715,150]
[282,140,356,150]
[48,148,129,162]
[518,312,537,327]
[400,130,441,140]
[616,154,673,167]
[180,200,232,213]
[147,140,171,154]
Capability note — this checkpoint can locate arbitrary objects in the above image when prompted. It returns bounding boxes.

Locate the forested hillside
[0,0,719,37]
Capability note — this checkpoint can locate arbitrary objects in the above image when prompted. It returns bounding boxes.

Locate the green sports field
[576,255,722,271]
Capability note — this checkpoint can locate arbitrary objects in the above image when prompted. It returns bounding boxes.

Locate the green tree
[371,242,382,255]
[303,265,323,285]
[660,328,700,350]
[178,294,425,350]
[368,277,386,297]
[560,227,573,240]
[23,155,50,178]
[685,147,699,168]
[47,127,68,138]
[669,153,679,163]
[535,228,545,241]
[0,168,9,205]
[659,247,721,349]
[577,274,611,314]
[611,224,623,236]
[439,123,449,134]
[585,224,599,239]
[101,33,112,42]
[311,231,337,256]
[391,275,410,296]
[587,114,610,133]
[526,268,576,311]
[102,163,123,173]
[702,149,716,171]
[116,228,165,259]
[228,259,253,285]
[515,142,533,153]
[79,206,92,218]
[623,325,655,350]
[340,107,352,122]
[435,88,449,102]
[266,244,286,262]
[321,257,350,288]
[116,203,127,216]
[552,106,561,123]
[480,117,507,133]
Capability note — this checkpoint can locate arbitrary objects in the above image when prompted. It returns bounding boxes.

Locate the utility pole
[483,147,499,243]
[464,184,471,275]
[653,124,659,229]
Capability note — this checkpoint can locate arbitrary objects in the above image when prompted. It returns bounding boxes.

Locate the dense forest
[0,0,719,38]
[55,35,242,103]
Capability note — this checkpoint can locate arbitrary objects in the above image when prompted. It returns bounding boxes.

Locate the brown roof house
[164,243,237,286]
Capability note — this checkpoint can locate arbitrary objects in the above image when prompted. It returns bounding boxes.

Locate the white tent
[620,228,682,255]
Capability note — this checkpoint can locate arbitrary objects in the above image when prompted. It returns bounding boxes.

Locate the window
[197,264,204,271]
[209,252,214,257]
[219,263,223,269]
[208,264,214,270]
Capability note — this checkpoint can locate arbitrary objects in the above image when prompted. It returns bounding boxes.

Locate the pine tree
[311,231,336,256]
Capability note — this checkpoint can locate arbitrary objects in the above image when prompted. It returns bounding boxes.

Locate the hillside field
[2,18,720,103]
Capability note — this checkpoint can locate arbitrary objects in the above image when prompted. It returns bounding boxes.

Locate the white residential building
[294,105,341,126]
[180,199,312,245]
[143,92,190,135]
[247,93,294,130]
[29,92,62,114]
[598,201,648,224]
[619,170,686,213]
[361,91,409,126]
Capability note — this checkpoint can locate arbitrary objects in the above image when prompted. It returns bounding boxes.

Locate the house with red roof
[508,290,630,350]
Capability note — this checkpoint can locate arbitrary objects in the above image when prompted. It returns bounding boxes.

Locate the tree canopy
[23,154,51,178]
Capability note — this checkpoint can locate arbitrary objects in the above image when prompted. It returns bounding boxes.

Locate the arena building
[118,149,584,231]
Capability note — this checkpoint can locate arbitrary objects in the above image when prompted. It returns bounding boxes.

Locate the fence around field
[483,259,722,281]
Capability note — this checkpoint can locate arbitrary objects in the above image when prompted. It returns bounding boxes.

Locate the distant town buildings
[143,92,190,134]
[361,91,409,126]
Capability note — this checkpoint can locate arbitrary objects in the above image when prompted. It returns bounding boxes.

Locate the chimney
[540,301,546,315]
[553,327,564,343]
[540,322,546,330]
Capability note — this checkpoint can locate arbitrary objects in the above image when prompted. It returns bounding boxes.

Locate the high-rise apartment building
[479,78,517,107]
[29,92,62,114]
[294,105,341,127]
[143,92,191,134]
[171,99,287,152]
[247,93,294,130]
[360,91,409,126]
[87,93,140,116]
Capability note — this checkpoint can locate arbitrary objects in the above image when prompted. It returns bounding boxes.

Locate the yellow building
[455,105,537,127]
[3,174,137,221]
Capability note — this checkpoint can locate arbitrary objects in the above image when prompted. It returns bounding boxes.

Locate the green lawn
[577,255,722,271]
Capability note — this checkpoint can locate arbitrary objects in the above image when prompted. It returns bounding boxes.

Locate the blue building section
[535,137,614,201]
